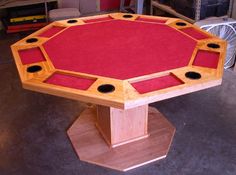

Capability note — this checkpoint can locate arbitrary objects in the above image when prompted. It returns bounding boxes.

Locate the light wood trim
[167,20,216,41]
[166,17,224,43]
[22,78,125,108]
[11,45,54,82]
[188,43,200,66]
[39,45,55,70]
[53,19,85,27]
[135,13,171,22]
[125,79,222,109]
[110,13,139,21]
[78,13,113,21]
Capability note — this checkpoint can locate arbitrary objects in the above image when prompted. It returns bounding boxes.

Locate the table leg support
[96,105,149,147]
[67,105,175,171]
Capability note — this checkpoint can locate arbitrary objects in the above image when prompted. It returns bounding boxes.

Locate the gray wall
[0,9,6,30]
[232,0,236,19]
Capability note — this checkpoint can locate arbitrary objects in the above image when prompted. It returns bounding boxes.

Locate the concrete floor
[0,31,236,175]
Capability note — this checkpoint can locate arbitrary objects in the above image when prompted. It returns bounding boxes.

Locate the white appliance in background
[195,17,236,69]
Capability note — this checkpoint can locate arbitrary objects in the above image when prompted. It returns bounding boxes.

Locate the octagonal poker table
[11,13,226,171]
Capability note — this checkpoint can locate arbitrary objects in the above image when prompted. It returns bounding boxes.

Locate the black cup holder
[27,65,42,73]
[185,71,201,80]
[97,84,115,93]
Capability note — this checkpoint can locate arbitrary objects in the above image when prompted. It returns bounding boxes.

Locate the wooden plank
[22,79,126,109]
[96,105,111,145]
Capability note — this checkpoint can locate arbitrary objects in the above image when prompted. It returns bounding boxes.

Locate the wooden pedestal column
[67,105,175,171]
[96,105,149,147]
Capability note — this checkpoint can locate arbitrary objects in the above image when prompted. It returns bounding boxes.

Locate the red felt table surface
[132,74,183,94]
[180,28,209,40]
[38,26,65,38]
[45,73,96,90]
[43,20,197,80]
[193,50,220,68]
[19,47,45,65]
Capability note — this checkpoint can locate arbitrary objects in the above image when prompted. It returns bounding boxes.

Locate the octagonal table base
[67,105,175,171]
